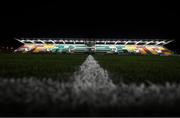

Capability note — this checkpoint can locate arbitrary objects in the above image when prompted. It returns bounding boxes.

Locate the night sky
[0,1,179,52]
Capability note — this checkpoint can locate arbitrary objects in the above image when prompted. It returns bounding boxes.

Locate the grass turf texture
[94,55,180,84]
[0,53,87,81]
[1,54,180,116]
[1,54,180,84]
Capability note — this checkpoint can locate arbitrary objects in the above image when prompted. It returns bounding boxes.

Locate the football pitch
[0,54,87,80]
[94,55,180,84]
[0,53,180,83]
[0,53,180,116]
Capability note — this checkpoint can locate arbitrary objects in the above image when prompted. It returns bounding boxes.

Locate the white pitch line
[72,55,116,93]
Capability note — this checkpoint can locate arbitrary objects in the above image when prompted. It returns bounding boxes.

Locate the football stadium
[0,37,180,116]
[14,38,173,56]
[1,1,179,116]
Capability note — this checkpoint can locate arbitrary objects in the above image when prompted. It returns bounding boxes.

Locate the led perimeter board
[15,38,174,56]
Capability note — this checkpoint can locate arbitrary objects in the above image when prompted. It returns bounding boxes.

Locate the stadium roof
[16,38,173,41]
[16,38,173,45]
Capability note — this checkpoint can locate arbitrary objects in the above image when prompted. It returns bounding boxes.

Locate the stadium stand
[14,38,174,56]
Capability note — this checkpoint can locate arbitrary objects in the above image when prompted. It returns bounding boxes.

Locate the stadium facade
[15,38,173,56]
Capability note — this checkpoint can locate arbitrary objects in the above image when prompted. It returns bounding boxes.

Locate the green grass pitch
[1,53,180,116]
[94,55,180,84]
[0,53,180,84]
[0,53,87,81]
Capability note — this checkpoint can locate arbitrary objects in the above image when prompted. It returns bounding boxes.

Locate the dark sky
[0,1,179,51]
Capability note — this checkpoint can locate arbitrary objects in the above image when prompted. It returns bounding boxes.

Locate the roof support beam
[15,38,173,46]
